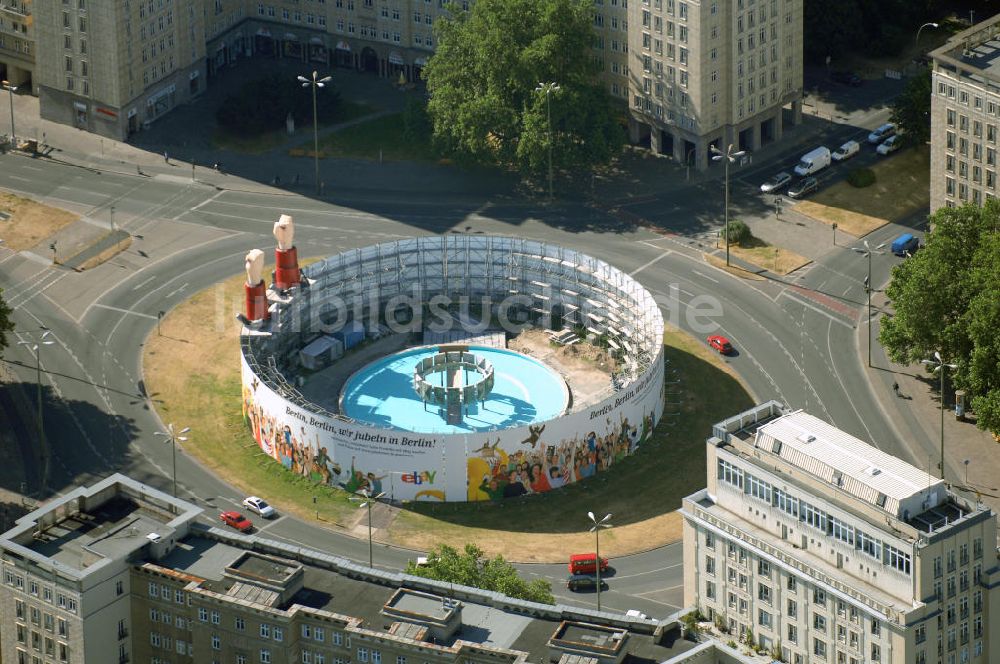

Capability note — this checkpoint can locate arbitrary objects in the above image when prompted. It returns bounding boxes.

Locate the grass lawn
[796,145,930,236]
[0,192,79,251]
[213,101,379,154]
[310,112,436,162]
[145,275,754,561]
[728,242,810,276]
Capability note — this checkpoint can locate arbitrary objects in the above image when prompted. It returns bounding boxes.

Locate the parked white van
[794,146,832,176]
[832,140,860,161]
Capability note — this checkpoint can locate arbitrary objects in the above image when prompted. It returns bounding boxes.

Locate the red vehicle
[707,335,734,355]
[568,553,610,575]
[220,511,253,533]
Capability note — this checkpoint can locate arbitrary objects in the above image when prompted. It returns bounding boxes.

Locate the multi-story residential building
[627,0,804,168]
[683,401,1000,664]
[0,0,35,91]
[1,473,713,664]
[929,12,1000,213]
[23,0,804,159]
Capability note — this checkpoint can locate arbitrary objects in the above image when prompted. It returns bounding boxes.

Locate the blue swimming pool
[339,346,569,433]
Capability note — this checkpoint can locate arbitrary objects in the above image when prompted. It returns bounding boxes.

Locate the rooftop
[932,13,1000,86]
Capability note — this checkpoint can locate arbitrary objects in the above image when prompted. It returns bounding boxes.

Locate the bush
[847,168,877,188]
[216,73,341,136]
[726,220,753,247]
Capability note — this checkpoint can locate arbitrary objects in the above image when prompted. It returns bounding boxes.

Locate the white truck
[794,146,832,176]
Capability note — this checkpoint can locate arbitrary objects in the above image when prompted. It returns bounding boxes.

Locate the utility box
[955,390,966,419]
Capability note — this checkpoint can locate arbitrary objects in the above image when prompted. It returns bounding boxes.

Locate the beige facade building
[682,401,1000,664]
[0,0,34,91]
[2,473,721,664]
[626,0,804,168]
[929,13,1000,213]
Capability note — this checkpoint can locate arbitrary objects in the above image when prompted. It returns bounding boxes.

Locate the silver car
[760,171,792,193]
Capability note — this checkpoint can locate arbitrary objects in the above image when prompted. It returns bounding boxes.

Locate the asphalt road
[0,124,932,619]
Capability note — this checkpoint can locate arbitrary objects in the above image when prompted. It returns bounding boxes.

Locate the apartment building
[0,0,34,91]
[627,0,804,169]
[929,12,1000,213]
[682,401,1000,664]
[1,473,712,664]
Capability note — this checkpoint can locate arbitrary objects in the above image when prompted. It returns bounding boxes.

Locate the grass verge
[213,101,379,154]
[796,145,930,236]
[729,242,811,276]
[309,112,436,162]
[0,192,79,251]
[144,274,754,561]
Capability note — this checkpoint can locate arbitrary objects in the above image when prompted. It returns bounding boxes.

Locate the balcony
[1,3,29,17]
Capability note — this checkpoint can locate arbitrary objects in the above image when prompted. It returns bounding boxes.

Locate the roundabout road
[0,147,916,619]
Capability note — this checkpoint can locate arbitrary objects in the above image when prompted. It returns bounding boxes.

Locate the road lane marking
[91,303,159,320]
[690,269,719,284]
[629,250,672,276]
[131,275,157,291]
[779,291,855,329]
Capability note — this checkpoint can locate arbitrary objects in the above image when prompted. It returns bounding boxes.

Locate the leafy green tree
[0,289,12,357]
[404,543,554,604]
[890,66,932,147]
[423,0,623,178]
[879,201,1000,434]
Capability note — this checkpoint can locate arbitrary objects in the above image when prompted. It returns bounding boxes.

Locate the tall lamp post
[587,511,612,612]
[2,80,16,148]
[710,144,746,266]
[535,82,561,200]
[154,423,190,497]
[852,240,886,367]
[915,22,939,49]
[354,491,386,568]
[921,352,957,480]
[297,71,332,196]
[18,330,54,486]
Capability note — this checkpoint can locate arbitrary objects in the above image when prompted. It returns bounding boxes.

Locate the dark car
[788,177,819,199]
[831,70,862,86]
[567,574,609,592]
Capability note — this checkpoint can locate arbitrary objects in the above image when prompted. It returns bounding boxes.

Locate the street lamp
[154,423,190,497]
[915,22,939,49]
[535,82,561,200]
[297,71,332,196]
[587,511,612,612]
[710,143,746,267]
[921,352,957,480]
[2,80,16,148]
[354,491,386,568]
[851,240,886,368]
[18,329,54,487]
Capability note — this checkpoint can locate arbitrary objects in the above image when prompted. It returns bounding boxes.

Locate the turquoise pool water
[340,346,568,433]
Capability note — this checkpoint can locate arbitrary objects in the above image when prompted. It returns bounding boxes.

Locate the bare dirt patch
[508,329,616,409]
[0,192,78,251]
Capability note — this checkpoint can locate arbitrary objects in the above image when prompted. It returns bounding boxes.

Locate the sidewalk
[863,291,1000,515]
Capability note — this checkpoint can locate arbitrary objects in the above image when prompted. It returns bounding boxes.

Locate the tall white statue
[273,214,295,251]
[245,249,265,286]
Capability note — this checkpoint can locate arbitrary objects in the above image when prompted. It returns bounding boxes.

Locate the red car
[220,511,253,533]
[707,335,734,355]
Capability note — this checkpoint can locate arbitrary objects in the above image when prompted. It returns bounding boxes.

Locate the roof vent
[796,433,816,444]
[865,467,882,477]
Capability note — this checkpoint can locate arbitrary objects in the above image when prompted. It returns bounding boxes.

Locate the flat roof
[158,534,695,662]
[229,551,300,585]
[754,410,944,515]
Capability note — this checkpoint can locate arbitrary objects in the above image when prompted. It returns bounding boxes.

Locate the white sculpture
[273,214,295,251]
[245,249,265,286]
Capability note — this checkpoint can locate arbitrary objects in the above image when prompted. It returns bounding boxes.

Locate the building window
[261,649,272,664]
[235,617,245,631]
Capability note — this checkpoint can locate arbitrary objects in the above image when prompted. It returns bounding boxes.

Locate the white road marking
[778,291,855,329]
[629,250,672,276]
[131,275,157,291]
[690,269,719,284]
[165,283,188,299]
[90,303,160,320]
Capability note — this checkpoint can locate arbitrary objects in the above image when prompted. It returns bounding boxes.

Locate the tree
[404,543,555,604]
[0,289,12,357]
[423,0,623,178]
[890,66,932,147]
[879,200,1000,434]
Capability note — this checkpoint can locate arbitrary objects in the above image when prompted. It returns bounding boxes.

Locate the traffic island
[143,264,753,561]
